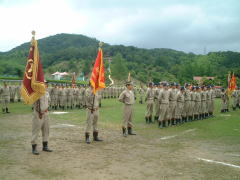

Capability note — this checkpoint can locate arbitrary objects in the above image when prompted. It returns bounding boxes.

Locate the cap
[180,86,185,91]
[126,81,133,86]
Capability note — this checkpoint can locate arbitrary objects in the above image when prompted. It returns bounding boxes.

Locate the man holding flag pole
[84,42,106,144]
[21,31,52,155]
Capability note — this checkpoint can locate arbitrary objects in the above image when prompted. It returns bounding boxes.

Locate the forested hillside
[0,33,239,86]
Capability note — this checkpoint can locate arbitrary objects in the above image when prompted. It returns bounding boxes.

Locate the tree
[111,53,128,81]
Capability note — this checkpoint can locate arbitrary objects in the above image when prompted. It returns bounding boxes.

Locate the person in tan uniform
[84,84,103,144]
[201,86,207,119]
[232,88,238,111]
[189,86,196,121]
[16,82,21,102]
[154,82,161,122]
[206,86,211,118]
[31,81,52,155]
[209,85,216,117]
[119,81,136,137]
[0,82,10,113]
[158,83,170,128]
[183,84,191,122]
[220,88,228,113]
[195,87,202,120]
[175,86,185,125]
[168,83,177,125]
[145,82,154,123]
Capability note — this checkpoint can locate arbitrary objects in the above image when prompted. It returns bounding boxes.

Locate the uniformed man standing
[138,85,145,104]
[145,82,154,123]
[154,83,161,122]
[232,88,238,111]
[119,81,136,137]
[175,86,185,125]
[31,81,52,155]
[168,83,177,125]
[84,84,103,144]
[220,88,228,113]
[183,84,191,122]
[158,83,170,128]
[195,87,202,120]
[0,82,10,113]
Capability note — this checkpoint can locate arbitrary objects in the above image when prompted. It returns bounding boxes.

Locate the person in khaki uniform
[154,82,162,122]
[31,82,52,155]
[84,85,103,144]
[201,86,207,119]
[175,86,185,125]
[51,84,59,110]
[189,86,196,121]
[158,83,170,128]
[119,81,136,137]
[59,85,67,110]
[209,85,216,117]
[220,88,228,113]
[138,86,145,104]
[145,82,154,123]
[168,83,177,125]
[183,84,191,122]
[206,86,212,118]
[232,88,238,111]
[16,83,21,102]
[0,82,10,113]
[195,87,202,120]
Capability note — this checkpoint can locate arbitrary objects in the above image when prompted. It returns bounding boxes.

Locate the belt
[87,108,98,111]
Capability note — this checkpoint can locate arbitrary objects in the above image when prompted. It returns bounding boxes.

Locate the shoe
[93,131,103,141]
[122,127,127,137]
[85,133,91,144]
[127,127,136,135]
[42,141,53,152]
[32,144,39,155]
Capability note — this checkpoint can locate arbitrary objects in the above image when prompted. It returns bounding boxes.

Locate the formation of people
[1,80,240,155]
[144,82,217,128]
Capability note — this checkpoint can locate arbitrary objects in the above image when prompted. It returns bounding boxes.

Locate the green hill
[0,33,239,86]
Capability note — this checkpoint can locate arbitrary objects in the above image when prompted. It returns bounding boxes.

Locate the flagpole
[91,42,103,113]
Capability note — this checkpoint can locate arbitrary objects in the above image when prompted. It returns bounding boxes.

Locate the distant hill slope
[0,33,239,86]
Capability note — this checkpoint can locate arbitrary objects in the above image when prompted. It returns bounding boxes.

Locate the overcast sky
[0,0,240,54]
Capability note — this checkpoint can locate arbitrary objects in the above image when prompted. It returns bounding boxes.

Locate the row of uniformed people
[144,82,217,128]
[220,87,240,112]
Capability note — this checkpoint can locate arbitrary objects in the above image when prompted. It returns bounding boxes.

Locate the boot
[149,116,153,123]
[85,132,91,144]
[128,127,136,135]
[93,131,103,141]
[18,99,21,102]
[6,108,10,113]
[122,127,127,137]
[145,117,149,124]
[32,144,39,155]
[2,108,5,113]
[99,103,102,107]
[55,106,57,110]
[158,121,162,128]
[42,141,52,152]
[162,121,166,128]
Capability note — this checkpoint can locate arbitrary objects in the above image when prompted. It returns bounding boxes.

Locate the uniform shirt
[145,88,154,101]
[176,92,184,103]
[169,88,177,102]
[85,88,99,109]
[191,91,196,102]
[201,91,207,101]
[232,90,238,98]
[119,89,135,105]
[158,89,169,104]
[206,90,211,100]
[0,86,10,97]
[184,89,191,101]
[33,92,50,113]
[195,92,201,102]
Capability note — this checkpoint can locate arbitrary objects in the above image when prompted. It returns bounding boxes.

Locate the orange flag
[21,33,46,105]
[229,73,237,91]
[90,46,106,94]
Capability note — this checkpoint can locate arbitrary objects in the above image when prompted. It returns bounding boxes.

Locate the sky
[0,0,240,54]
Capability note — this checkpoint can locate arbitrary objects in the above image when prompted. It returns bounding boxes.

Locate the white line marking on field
[51,112,69,114]
[51,124,76,128]
[160,128,196,140]
[220,114,231,117]
[197,157,240,169]
[160,135,176,140]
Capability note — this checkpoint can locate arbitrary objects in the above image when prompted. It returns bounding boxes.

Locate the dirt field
[0,106,240,180]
